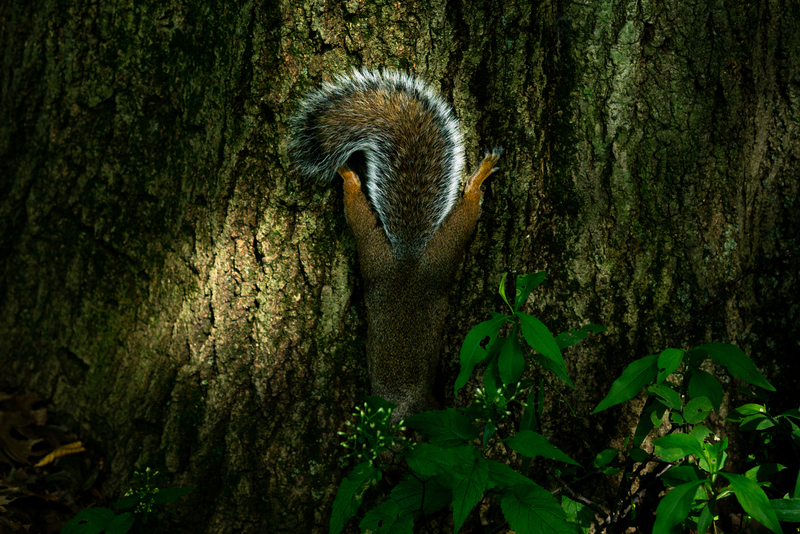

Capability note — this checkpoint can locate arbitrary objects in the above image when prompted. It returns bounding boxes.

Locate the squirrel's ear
[337,165,362,188]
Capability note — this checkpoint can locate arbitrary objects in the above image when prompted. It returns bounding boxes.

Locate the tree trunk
[1,0,797,532]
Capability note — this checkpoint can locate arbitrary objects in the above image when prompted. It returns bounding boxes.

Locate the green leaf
[690,343,776,391]
[661,465,705,487]
[518,313,572,388]
[652,480,705,534]
[501,484,576,534]
[483,349,501,397]
[405,444,474,479]
[486,460,536,490]
[499,325,525,387]
[61,508,116,534]
[390,476,451,516]
[634,399,668,446]
[455,314,508,393]
[329,462,381,534]
[657,348,684,383]
[505,430,580,466]
[593,354,658,413]
[683,397,713,424]
[721,473,783,533]
[688,368,724,411]
[554,325,607,351]
[593,448,617,468]
[562,495,594,534]
[110,495,139,509]
[452,456,489,533]
[745,463,786,483]
[514,272,547,312]
[629,448,649,463]
[653,432,704,462]
[647,384,682,410]
[696,501,714,534]
[739,414,776,431]
[359,500,415,534]
[482,422,496,449]
[405,409,480,448]
[778,408,800,421]
[770,498,800,522]
[152,486,194,504]
[499,272,511,309]
[105,513,136,534]
[728,403,768,420]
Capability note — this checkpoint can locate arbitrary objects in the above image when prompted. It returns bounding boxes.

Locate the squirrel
[289,68,501,421]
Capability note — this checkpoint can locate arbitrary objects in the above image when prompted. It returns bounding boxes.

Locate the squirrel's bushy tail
[288,68,465,254]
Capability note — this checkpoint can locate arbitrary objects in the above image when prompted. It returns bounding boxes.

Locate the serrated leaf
[486,460,535,490]
[657,348,684,383]
[688,369,724,411]
[152,486,194,504]
[456,314,509,393]
[106,512,136,534]
[562,495,594,534]
[390,475,451,516]
[453,456,489,533]
[554,325,607,351]
[505,430,580,466]
[518,313,573,388]
[61,508,116,534]
[647,384,682,410]
[593,354,658,413]
[653,480,705,534]
[721,473,783,534]
[405,409,480,448]
[683,397,713,424]
[405,444,474,479]
[514,271,547,312]
[500,484,576,534]
[499,326,525,387]
[329,462,381,534]
[690,343,776,391]
[359,500,415,534]
[770,498,800,522]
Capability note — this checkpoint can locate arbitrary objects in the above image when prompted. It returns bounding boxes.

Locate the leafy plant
[593,344,800,533]
[331,271,800,533]
[330,272,604,533]
[61,467,194,534]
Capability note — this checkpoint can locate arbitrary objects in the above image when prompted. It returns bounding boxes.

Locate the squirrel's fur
[289,68,501,420]
[289,68,466,255]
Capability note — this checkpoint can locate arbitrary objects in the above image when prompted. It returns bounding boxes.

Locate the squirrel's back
[289,68,465,254]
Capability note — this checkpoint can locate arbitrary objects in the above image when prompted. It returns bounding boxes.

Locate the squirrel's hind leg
[337,165,390,274]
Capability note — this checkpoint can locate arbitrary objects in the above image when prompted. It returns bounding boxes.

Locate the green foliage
[331,273,600,533]
[61,467,193,534]
[332,271,799,534]
[593,339,798,534]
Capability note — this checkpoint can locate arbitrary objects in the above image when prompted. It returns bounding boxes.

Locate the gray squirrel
[289,68,501,420]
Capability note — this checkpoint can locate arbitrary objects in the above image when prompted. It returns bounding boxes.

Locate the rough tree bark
[1,0,797,533]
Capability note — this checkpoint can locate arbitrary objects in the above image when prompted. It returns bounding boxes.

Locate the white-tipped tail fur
[288,68,466,253]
